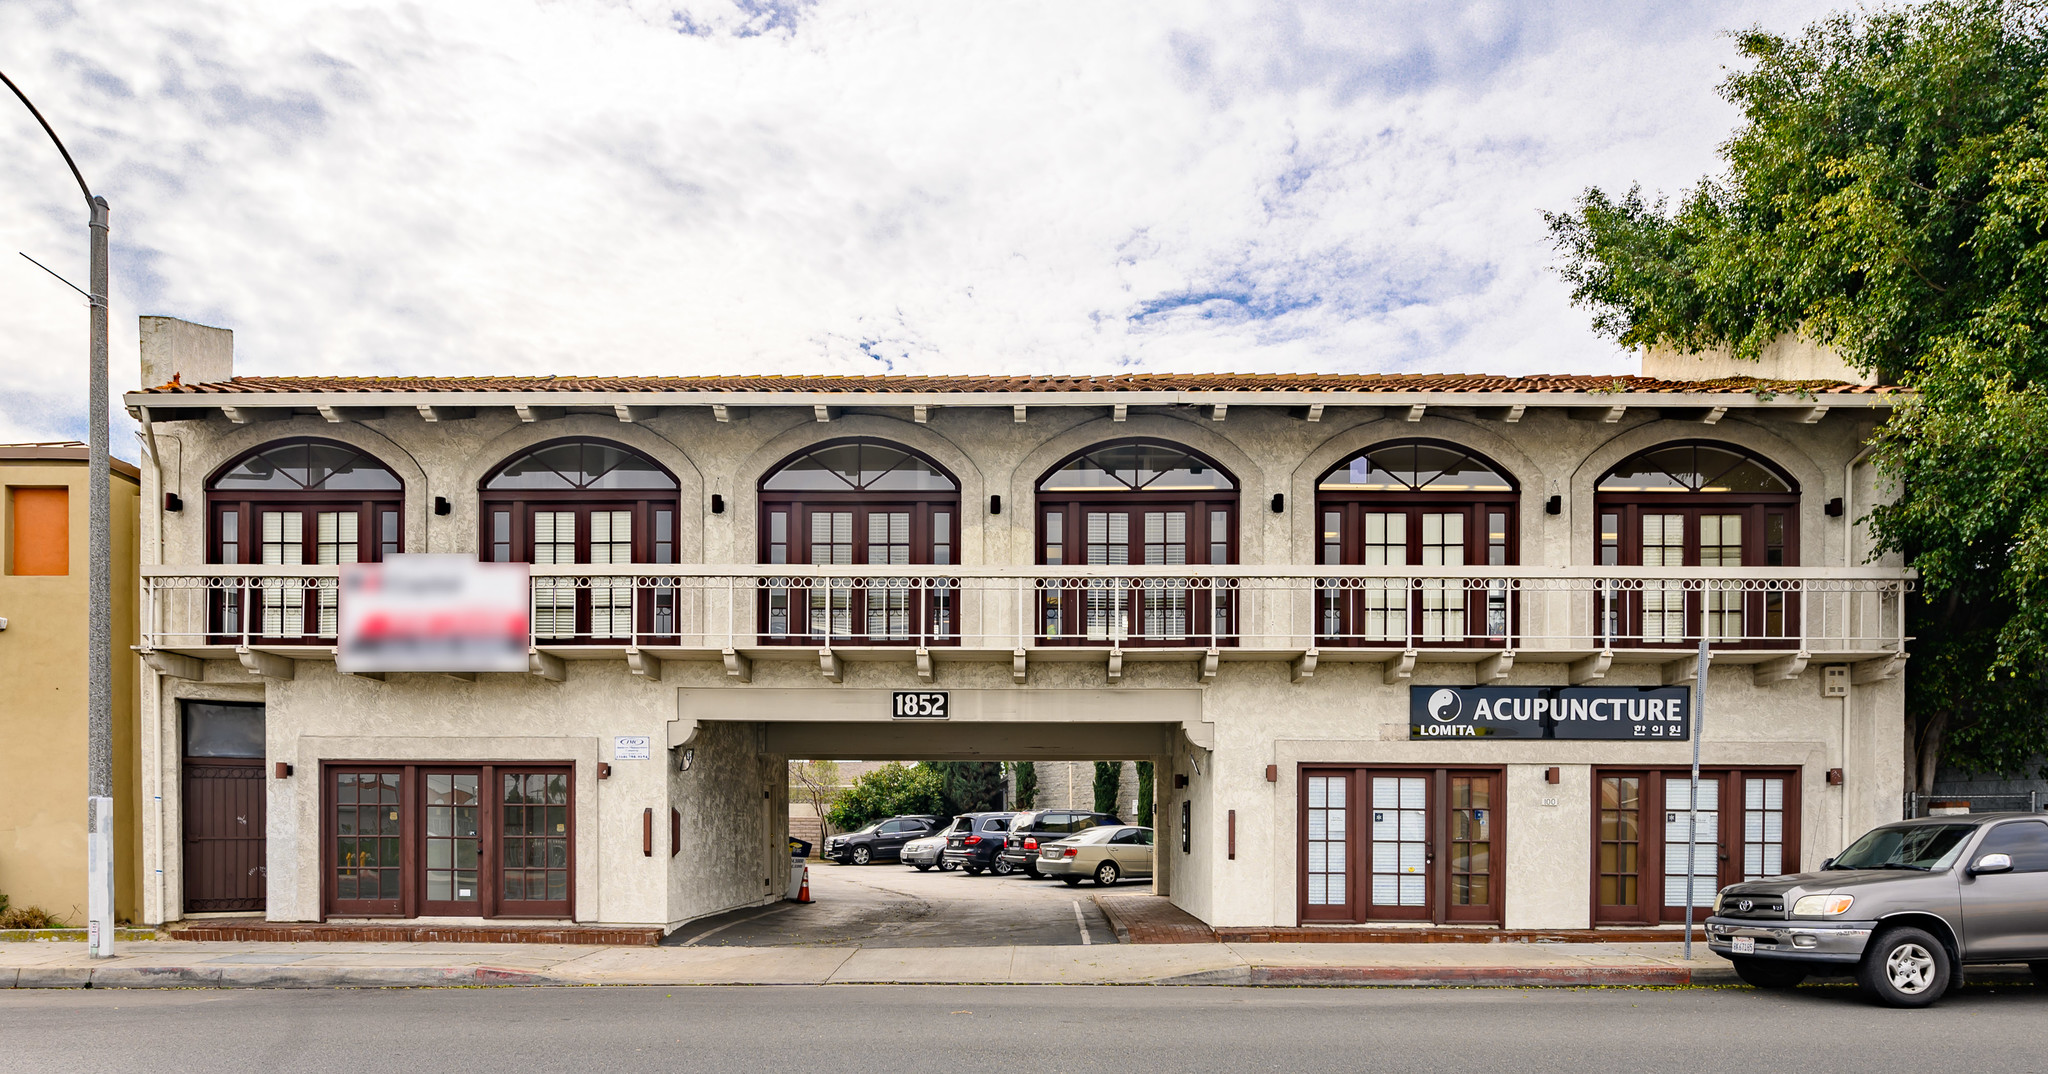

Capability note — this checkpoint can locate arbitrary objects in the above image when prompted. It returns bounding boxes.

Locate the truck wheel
[1857,927,1950,1008]
[850,846,872,866]
[1731,958,1808,989]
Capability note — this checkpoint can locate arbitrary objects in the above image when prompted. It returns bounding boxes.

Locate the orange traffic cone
[796,865,812,903]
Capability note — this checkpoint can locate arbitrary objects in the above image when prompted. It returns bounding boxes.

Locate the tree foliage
[1093,761,1123,815]
[789,759,842,839]
[825,762,943,831]
[932,761,1006,816]
[1135,761,1155,828]
[1012,761,1038,810]
[1546,0,2048,789]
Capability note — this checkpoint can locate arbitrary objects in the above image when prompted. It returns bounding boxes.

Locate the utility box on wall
[1823,666,1850,698]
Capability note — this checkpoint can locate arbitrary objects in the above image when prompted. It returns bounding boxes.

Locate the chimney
[139,316,234,389]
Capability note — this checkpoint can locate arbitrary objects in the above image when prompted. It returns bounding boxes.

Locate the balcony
[138,564,1913,686]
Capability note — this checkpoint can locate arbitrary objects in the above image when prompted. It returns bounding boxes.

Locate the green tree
[1093,761,1123,815]
[826,762,943,831]
[933,761,1006,815]
[1012,761,1038,809]
[1135,761,1155,828]
[1545,0,2048,791]
[788,759,843,840]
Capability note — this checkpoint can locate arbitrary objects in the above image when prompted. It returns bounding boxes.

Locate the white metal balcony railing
[140,564,1912,658]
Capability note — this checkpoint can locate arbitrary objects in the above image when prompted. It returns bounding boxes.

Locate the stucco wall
[0,457,140,923]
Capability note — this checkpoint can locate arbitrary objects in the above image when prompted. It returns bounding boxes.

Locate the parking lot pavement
[660,858,1121,948]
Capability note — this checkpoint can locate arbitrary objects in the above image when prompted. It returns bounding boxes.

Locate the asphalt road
[662,856,1120,947]
[2,982,2043,1074]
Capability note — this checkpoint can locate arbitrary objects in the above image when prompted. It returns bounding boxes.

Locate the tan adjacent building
[0,443,142,923]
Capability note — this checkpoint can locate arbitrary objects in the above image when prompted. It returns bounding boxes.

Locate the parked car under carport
[1039,825,1154,887]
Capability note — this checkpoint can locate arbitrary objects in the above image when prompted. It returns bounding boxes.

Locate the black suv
[942,812,1020,875]
[824,815,940,865]
[1000,809,1124,877]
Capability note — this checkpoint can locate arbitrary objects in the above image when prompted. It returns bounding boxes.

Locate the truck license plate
[1731,937,1755,955]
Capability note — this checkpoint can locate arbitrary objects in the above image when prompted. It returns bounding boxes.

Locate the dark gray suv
[1706,813,2048,1007]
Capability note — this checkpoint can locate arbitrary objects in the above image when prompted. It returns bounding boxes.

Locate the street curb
[1245,965,1698,987]
[6,965,569,989]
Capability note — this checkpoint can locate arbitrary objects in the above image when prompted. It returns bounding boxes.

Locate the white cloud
[0,0,1851,450]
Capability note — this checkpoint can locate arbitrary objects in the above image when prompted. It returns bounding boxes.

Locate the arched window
[1595,442,1799,644]
[1035,441,1237,645]
[481,438,680,641]
[207,439,405,641]
[1315,441,1518,646]
[758,440,960,643]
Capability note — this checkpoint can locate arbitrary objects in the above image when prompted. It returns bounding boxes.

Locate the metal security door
[182,758,266,913]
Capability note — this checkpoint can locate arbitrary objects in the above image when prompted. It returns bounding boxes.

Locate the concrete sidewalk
[0,938,1742,989]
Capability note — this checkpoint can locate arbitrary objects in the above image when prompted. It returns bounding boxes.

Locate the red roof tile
[131,373,1897,395]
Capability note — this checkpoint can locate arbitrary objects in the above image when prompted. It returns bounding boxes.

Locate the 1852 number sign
[891,691,949,719]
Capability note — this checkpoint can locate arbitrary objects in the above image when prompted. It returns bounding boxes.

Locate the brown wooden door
[1591,768,1801,924]
[182,758,267,913]
[1298,765,1505,926]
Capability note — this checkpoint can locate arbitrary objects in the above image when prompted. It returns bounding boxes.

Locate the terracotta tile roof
[132,373,1898,395]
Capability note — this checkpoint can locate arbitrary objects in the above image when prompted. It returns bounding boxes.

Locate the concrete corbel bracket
[1011,647,1028,684]
[1198,648,1220,684]
[1477,650,1516,683]
[234,646,294,680]
[1382,649,1418,685]
[1182,721,1217,752]
[529,648,567,682]
[1290,648,1318,683]
[1569,650,1613,685]
[626,647,662,682]
[818,647,843,683]
[138,647,203,681]
[915,647,934,684]
[1660,652,1712,686]
[665,717,700,750]
[1753,652,1809,686]
[721,647,752,683]
[1852,652,1908,684]
[1106,648,1124,683]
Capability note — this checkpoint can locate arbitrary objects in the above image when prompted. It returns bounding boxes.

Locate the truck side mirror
[1970,853,2013,876]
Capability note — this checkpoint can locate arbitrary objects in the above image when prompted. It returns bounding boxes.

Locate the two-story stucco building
[126,316,1910,934]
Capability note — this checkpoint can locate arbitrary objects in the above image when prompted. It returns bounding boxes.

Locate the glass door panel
[1596,774,1645,922]
[1446,775,1493,918]
[331,769,402,915]
[1302,773,1351,920]
[501,770,572,916]
[259,510,306,637]
[1419,512,1465,642]
[1369,774,1430,919]
[1359,513,1408,642]
[1640,513,1685,642]
[866,511,912,639]
[1743,777,1787,880]
[533,510,576,639]
[1140,510,1188,640]
[1083,511,1130,641]
[1663,776,1720,911]
[588,510,632,638]
[422,772,482,915]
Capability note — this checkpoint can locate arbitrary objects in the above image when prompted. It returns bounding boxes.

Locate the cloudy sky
[1,0,1857,451]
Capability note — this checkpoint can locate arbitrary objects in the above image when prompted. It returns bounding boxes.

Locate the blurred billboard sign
[338,555,530,673]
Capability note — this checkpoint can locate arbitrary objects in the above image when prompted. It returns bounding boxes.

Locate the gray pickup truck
[1706,813,2048,1007]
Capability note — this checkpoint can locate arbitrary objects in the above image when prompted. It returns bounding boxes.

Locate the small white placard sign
[613,736,652,761]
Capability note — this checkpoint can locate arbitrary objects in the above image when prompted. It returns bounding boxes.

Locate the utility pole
[1683,631,1708,961]
[2,69,116,959]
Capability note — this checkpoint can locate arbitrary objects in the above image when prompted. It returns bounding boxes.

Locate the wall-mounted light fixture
[1173,773,1190,789]
[1827,768,1845,786]
[1825,497,1844,517]
[1545,495,1562,515]
[598,763,613,780]
[434,496,451,516]
[274,762,293,779]
[989,494,1002,516]
[1545,766,1560,784]
[1270,493,1285,514]
[163,493,182,513]
[679,748,695,771]
[1265,764,1278,783]
[711,494,725,514]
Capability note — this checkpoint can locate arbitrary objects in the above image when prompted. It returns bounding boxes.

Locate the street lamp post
[2,68,116,959]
